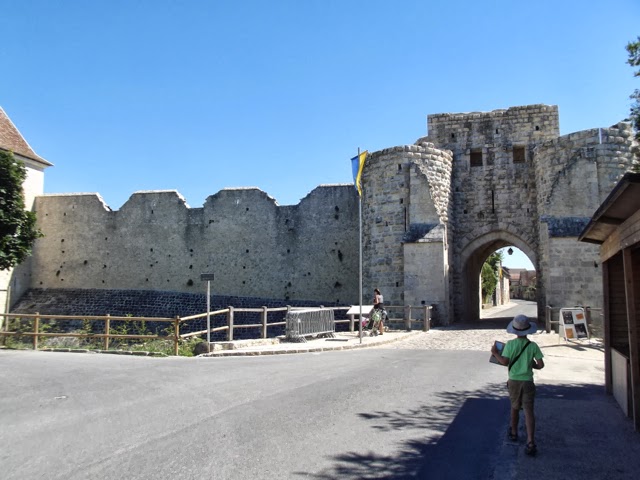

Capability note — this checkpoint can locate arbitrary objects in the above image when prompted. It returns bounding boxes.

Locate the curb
[199,331,421,357]
[12,347,168,357]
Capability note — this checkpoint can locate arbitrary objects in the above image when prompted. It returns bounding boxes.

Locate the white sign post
[201,273,215,352]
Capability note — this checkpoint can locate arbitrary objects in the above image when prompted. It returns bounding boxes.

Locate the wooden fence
[0,313,180,354]
[0,304,432,355]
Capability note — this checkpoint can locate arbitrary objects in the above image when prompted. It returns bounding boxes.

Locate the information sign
[559,307,589,341]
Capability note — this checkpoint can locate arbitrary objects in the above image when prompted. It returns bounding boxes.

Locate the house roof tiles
[0,107,52,166]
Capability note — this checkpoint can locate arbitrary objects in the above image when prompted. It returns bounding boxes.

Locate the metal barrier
[285,308,335,342]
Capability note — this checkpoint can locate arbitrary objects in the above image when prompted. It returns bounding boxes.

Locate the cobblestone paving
[380,327,573,351]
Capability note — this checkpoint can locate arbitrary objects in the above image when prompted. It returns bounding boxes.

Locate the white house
[0,107,52,315]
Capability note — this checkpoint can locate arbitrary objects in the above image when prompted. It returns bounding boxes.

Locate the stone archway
[459,231,537,323]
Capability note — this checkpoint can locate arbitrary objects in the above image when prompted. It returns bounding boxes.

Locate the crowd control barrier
[285,308,335,342]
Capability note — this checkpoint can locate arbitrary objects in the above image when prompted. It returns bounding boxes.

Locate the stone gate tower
[360,104,635,324]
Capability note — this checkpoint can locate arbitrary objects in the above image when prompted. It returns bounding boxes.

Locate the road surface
[1,347,510,480]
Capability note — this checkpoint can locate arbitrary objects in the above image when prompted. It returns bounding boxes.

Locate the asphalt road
[480,299,537,321]
[1,348,511,480]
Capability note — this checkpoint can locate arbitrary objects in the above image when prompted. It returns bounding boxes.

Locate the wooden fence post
[423,306,430,332]
[545,306,551,333]
[174,316,180,356]
[228,306,234,341]
[104,314,111,350]
[404,305,411,331]
[261,306,268,339]
[33,312,40,350]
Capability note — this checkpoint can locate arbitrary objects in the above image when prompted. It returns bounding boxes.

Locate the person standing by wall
[373,288,385,335]
[490,315,545,456]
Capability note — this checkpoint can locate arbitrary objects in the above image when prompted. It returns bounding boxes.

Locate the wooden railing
[0,313,180,354]
[179,306,291,341]
[0,303,433,355]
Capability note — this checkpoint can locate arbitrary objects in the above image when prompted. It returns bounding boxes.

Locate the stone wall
[14,104,637,325]
[29,185,359,306]
[425,104,560,154]
[534,124,633,218]
[533,122,635,314]
[427,106,559,321]
[359,144,453,313]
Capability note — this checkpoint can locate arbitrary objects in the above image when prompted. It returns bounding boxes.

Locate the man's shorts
[507,380,536,410]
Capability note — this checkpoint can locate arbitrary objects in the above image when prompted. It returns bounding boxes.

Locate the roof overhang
[578,172,640,245]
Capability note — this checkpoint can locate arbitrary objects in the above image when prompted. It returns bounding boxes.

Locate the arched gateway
[360,104,635,325]
[5,104,636,327]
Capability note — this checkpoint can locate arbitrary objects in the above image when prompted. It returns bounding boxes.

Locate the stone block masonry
[30,185,359,307]
[16,104,638,324]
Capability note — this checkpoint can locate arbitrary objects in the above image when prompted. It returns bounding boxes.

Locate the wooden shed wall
[607,252,629,353]
[601,209,640,262]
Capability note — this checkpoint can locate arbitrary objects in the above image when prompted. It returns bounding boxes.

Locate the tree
[627,36,640,170]
[481,251,503,304]
[0,150,43,270]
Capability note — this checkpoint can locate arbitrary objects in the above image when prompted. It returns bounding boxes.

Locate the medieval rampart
[16,104,637,326]
[360,144,453,320]
[534,122,635,311]
[357,104,635,324]
[30,185,359,305]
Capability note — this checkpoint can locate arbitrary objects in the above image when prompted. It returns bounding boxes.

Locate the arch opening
[458,232,538,325]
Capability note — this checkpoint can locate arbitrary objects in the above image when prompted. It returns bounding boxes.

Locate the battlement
[7,103,636,325]
[426,104,560,151]
[31,184,359,305]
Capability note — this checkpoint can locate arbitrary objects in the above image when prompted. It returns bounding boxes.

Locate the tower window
[513,146,526,164]
[470,149,483,167]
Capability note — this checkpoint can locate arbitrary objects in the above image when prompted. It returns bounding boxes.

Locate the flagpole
[358,148,363,344]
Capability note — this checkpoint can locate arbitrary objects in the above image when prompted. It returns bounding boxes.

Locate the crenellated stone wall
[423,105,560,321]
[30,185,359,306]
[356,105,634,324]
[533,122,635,311]
[14,104,637,326]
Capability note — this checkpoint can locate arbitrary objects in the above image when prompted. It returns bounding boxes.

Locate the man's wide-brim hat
[506,315,537,336]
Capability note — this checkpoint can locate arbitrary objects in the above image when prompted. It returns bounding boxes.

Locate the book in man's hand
[490,340,505,365]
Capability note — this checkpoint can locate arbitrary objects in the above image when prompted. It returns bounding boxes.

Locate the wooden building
[579,171,640,431]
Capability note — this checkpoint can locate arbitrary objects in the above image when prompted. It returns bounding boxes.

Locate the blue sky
[498,248,533,270]
[2,1,638,269]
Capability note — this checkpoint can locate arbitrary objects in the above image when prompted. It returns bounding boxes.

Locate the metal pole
[359,194,363,344]
[206,280,211,351]
[358,147,363,344]
[200,273,215,353]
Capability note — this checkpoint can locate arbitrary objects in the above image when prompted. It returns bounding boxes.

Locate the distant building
[0,107,52,315]
[508,267,536,301]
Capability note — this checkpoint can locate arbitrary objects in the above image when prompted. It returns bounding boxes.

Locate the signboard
[346,305,374,316]
[200,273,215,281]
[559,307,589,341]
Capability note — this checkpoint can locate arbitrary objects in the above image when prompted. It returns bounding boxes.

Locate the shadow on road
[294,382,607,480]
